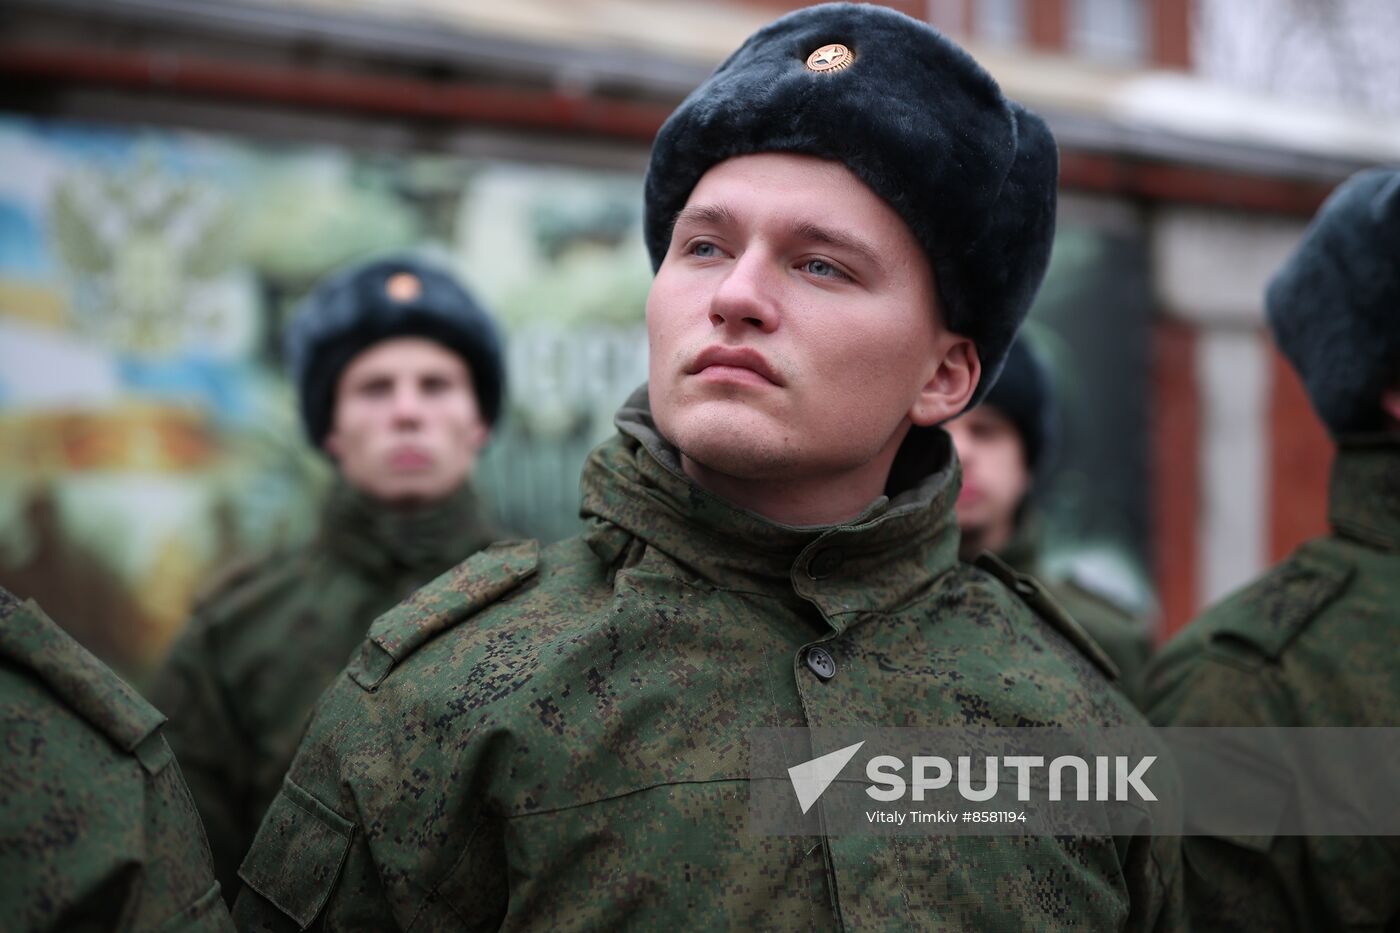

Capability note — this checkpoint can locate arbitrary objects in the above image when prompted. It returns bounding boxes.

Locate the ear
[322,430,343,461]
[469,422,492,454]
[909,336,980,427]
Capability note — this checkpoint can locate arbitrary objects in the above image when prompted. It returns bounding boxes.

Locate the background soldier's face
[946,405,1030,542]
[646,152,973,484]
[323,337,488,504]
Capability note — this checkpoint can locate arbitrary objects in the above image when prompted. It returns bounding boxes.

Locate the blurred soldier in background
[0,586,233,931]
[1148,167,1400,931]
[949,337,1153,701]
[151,255,506,902]
[233,6,1182,930]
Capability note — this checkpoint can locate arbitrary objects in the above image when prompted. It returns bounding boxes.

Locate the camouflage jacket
[233,394,1184,932]
[151,480,498,904]
[0,587,233,932]
[1146,434,1400,931]
[995,517,1154,705]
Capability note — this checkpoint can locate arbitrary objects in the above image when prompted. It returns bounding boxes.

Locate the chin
[661,401,796,480]
[369,474,454,504]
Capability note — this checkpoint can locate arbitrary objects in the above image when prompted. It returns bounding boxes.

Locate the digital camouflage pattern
[233,391,1184,932]
[151,479,498,904]
[995,516,1154,706]
[1147,434,1400,931]
[0,586,233,931]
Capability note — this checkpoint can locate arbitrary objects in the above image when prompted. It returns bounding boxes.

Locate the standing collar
[580,386,962,619]
[321,478,496,576]
[1329,433,1400,551]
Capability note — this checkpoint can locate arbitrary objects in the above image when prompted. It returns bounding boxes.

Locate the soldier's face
[946,405,1030,548]
[323,337,488,504]
[647,153,977,497]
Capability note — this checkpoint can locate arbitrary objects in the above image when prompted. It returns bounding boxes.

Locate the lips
[388,447,433,470]
[687,345,784,387]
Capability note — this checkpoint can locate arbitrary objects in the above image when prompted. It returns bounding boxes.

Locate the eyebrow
[670,204,738,237]
[671,204,887,275]
[789,220,885,275]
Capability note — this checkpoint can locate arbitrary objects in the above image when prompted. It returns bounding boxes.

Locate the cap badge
[805,43,853,73]
[385,272,423,302]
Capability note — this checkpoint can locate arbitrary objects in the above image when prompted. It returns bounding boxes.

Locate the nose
[708,250,779,334]
[389,383,425,428]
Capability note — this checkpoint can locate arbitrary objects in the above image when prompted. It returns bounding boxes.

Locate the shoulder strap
[0,593,170,772]
[349,540,540,690]
[975,552,1121,681]
[1207,540,1354,660]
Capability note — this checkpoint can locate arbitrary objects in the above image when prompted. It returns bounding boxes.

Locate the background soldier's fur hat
[981,337,1056,477]
[285,255,505,448]
[1266,167,1400,436]
[643,2,1058,406]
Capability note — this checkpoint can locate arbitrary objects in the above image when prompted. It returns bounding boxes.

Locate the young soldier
[234,6,1182,929]
[151,255,505,902]
[1,587,233,930]
[949,338,1153,701]
[1147,167,1400,930]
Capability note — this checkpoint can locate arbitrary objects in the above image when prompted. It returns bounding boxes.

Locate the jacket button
[805,646,837,681]
[807,547,844,579]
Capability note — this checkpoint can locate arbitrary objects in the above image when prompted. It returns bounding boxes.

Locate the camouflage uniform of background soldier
[151,256,506,903]
[234,6,1184,930]
[949,337,1154,703]
[1147,167,1400,931]
[0,586,234,931]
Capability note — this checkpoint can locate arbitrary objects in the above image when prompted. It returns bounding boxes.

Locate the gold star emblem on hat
[385,272,423,302]
[805,43,853,73]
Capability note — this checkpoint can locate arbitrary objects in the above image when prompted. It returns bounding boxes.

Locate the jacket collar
[580,387,962,629]
[1330,433,1400,551]
[321,478,496,577]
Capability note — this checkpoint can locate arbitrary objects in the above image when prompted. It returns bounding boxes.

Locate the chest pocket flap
[239,779,353,930]
[349,540,539,690]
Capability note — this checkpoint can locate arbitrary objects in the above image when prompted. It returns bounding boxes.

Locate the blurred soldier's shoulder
[1163,539,1354,674]
[0,589,232,930]
[186,543,320,629]
[0,588,167,764]
[1146,537,1367,724]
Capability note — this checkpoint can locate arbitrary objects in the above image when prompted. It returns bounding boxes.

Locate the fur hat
[285,255,505,448]
[1266,168,1400,436]
[643,2,1058,405]
[982,337,1056,476]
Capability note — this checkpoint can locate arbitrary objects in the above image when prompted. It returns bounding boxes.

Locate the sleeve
[135,736,239,931]
[1121,831,1189,933]
[151,614,257,904]
[1146,651,1304,932]
[0,679,234,932]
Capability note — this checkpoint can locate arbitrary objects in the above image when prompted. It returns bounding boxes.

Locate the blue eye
[803,258,845,279]
[692,242,720,258]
